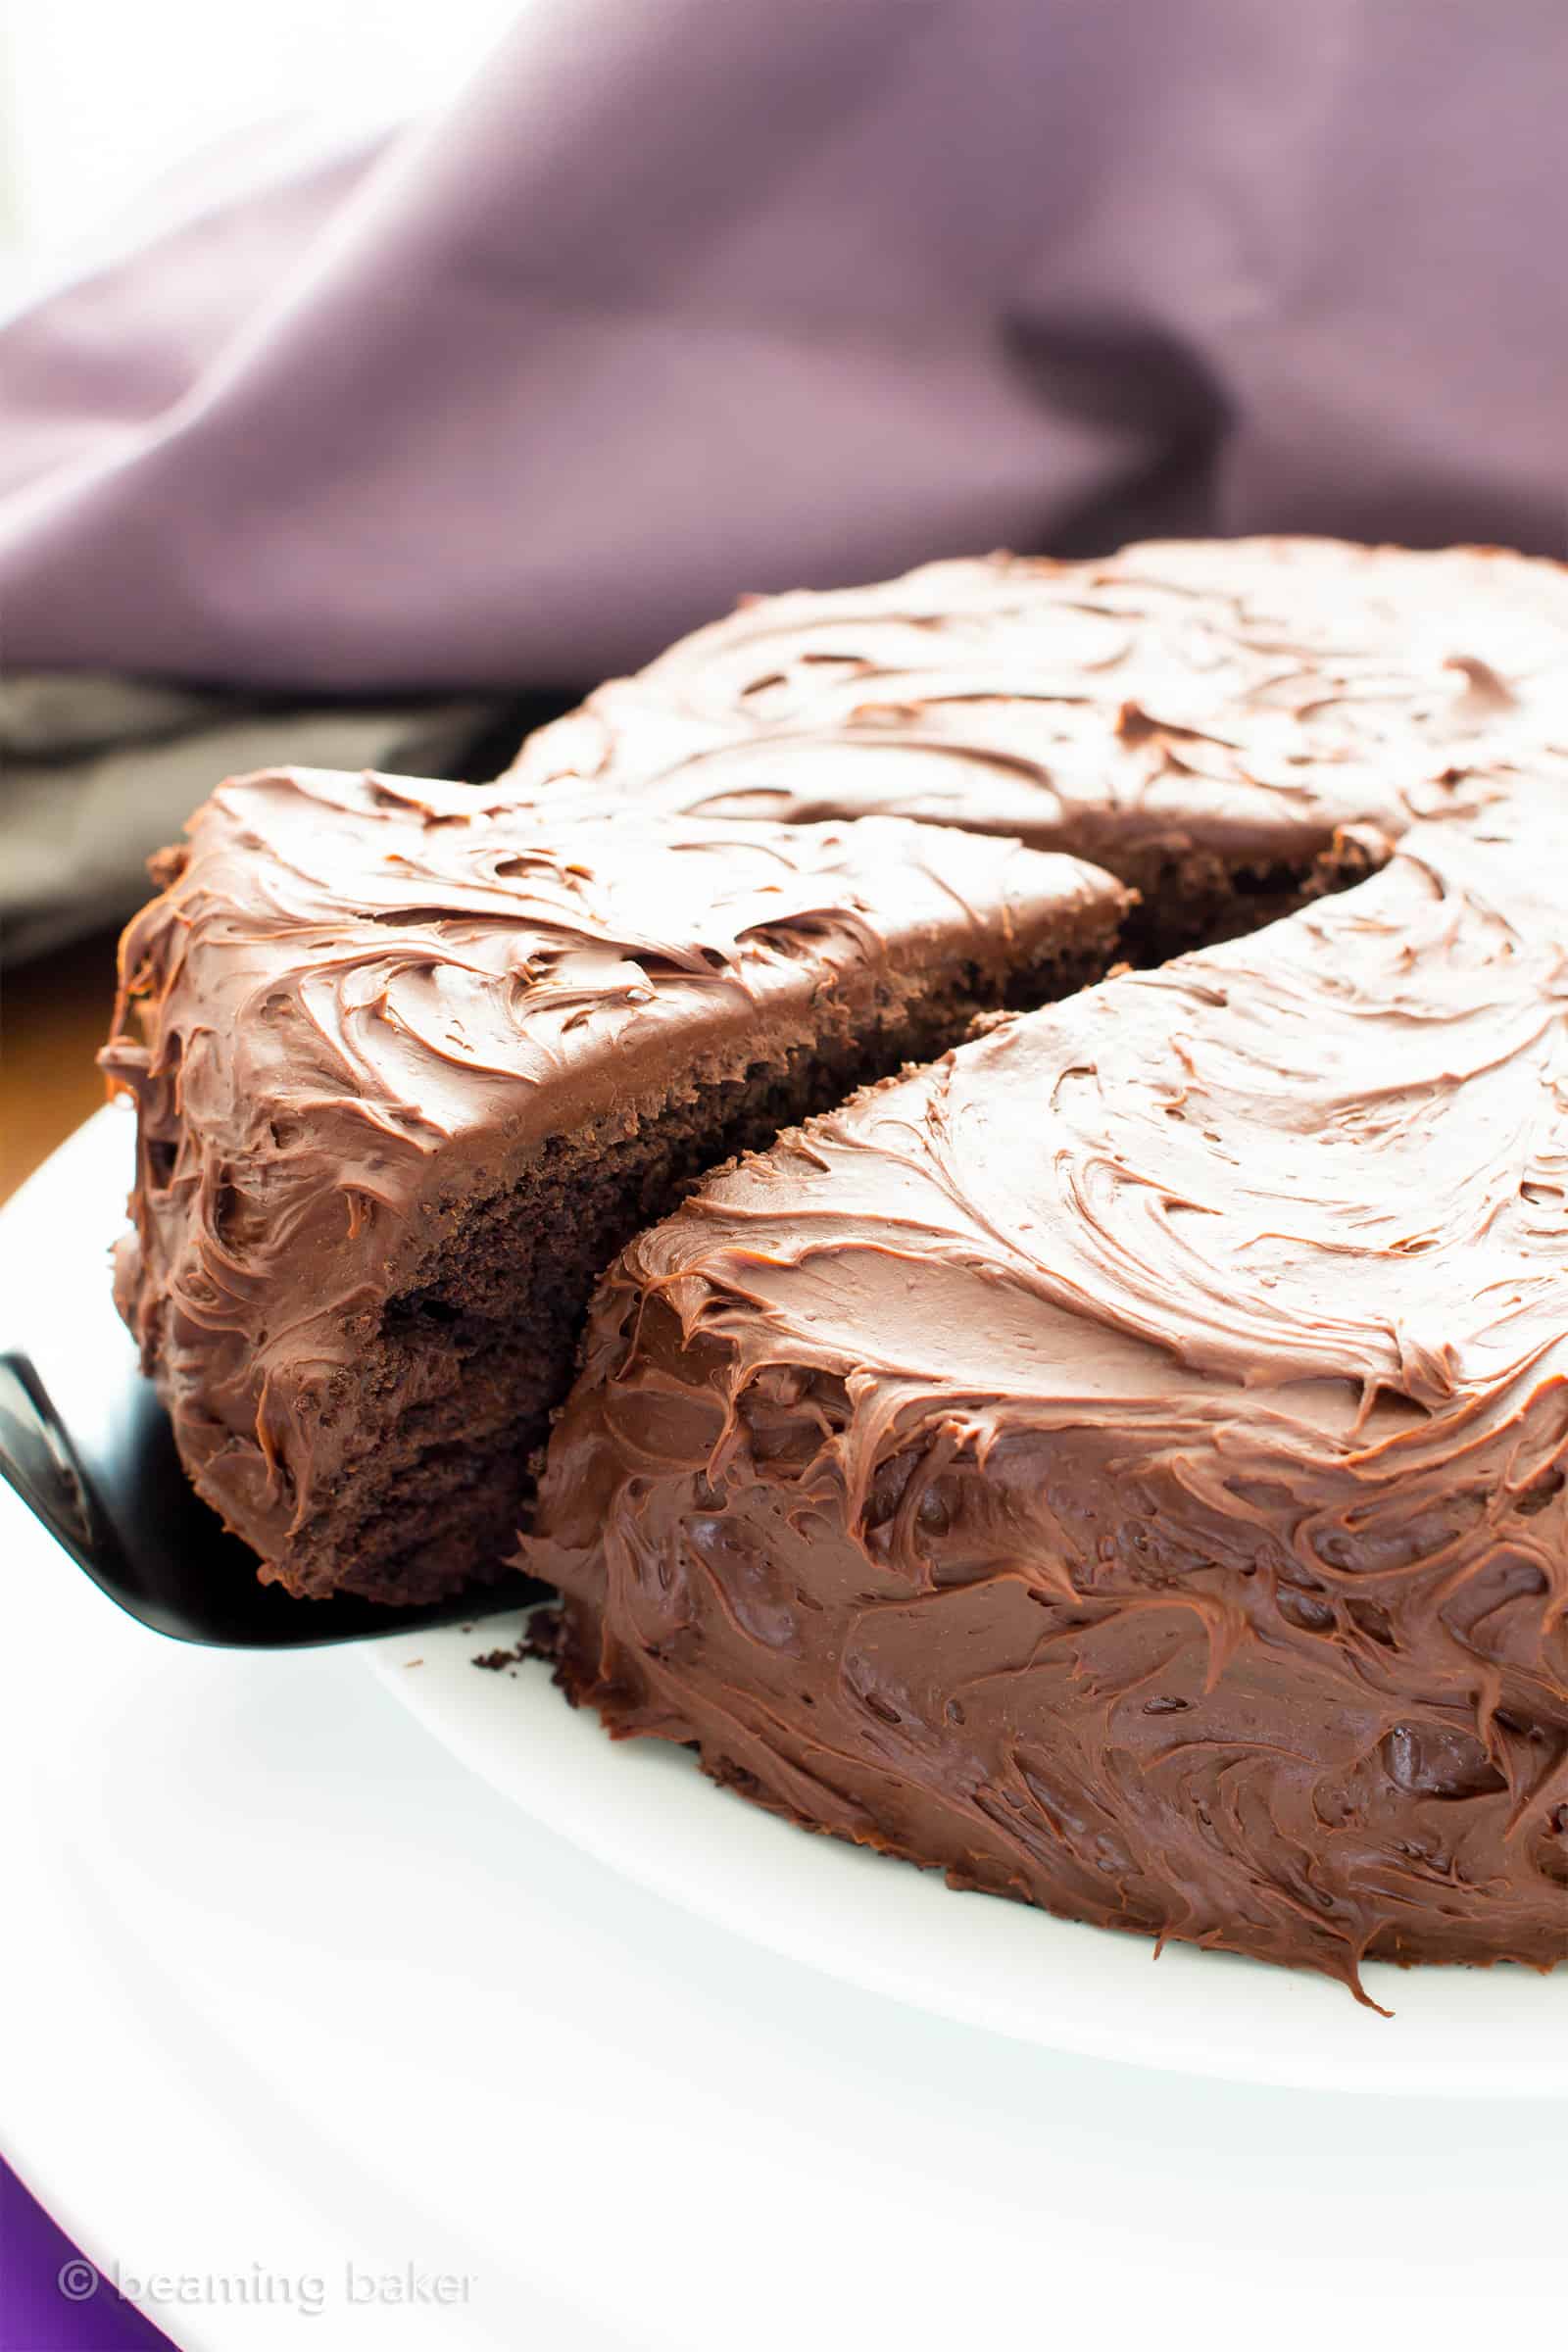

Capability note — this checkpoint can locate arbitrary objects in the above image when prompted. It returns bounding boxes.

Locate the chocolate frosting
[103,765,1120,1584]
[522,540,1568,1991]
[511,536,1568,892]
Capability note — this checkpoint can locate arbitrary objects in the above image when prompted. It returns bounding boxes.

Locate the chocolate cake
[517,539,1568,1991]
[105,535,1568,1987]
[102,767,1125,1602]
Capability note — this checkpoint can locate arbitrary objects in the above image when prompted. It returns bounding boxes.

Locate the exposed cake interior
[343,848,1388,1601]
[320,834,1393,1599]
[324,929,1113,1604]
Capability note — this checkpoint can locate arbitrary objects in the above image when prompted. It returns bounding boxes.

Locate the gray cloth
[1,682,497,960]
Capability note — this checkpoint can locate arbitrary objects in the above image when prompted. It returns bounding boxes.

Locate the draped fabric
[3,0,1563,698]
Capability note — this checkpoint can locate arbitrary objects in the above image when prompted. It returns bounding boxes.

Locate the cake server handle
[0,1348,122,1579]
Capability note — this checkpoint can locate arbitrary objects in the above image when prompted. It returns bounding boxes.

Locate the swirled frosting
[103,765,1122,1593]
[522,541,1568,1990]
[510,535,1568,895]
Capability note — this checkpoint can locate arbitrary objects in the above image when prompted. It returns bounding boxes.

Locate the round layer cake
[522,537,1568,1994]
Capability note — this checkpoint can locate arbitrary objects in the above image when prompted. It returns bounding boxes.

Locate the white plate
[4,1113,1567,2352]
[370,1616,1568,2099]
[11,1105,1568,2104]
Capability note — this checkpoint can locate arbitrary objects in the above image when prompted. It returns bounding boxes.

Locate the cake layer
[508,535,1568,950]
[103,767,1126,1601]
[526,767,1568,1990]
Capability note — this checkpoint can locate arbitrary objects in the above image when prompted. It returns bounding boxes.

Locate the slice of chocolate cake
[524,770,1568,1992]
[102,767,1127,1604]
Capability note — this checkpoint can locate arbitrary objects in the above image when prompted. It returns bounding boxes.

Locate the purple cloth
[1,2163,173,2351]
[2,0,1564,698]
